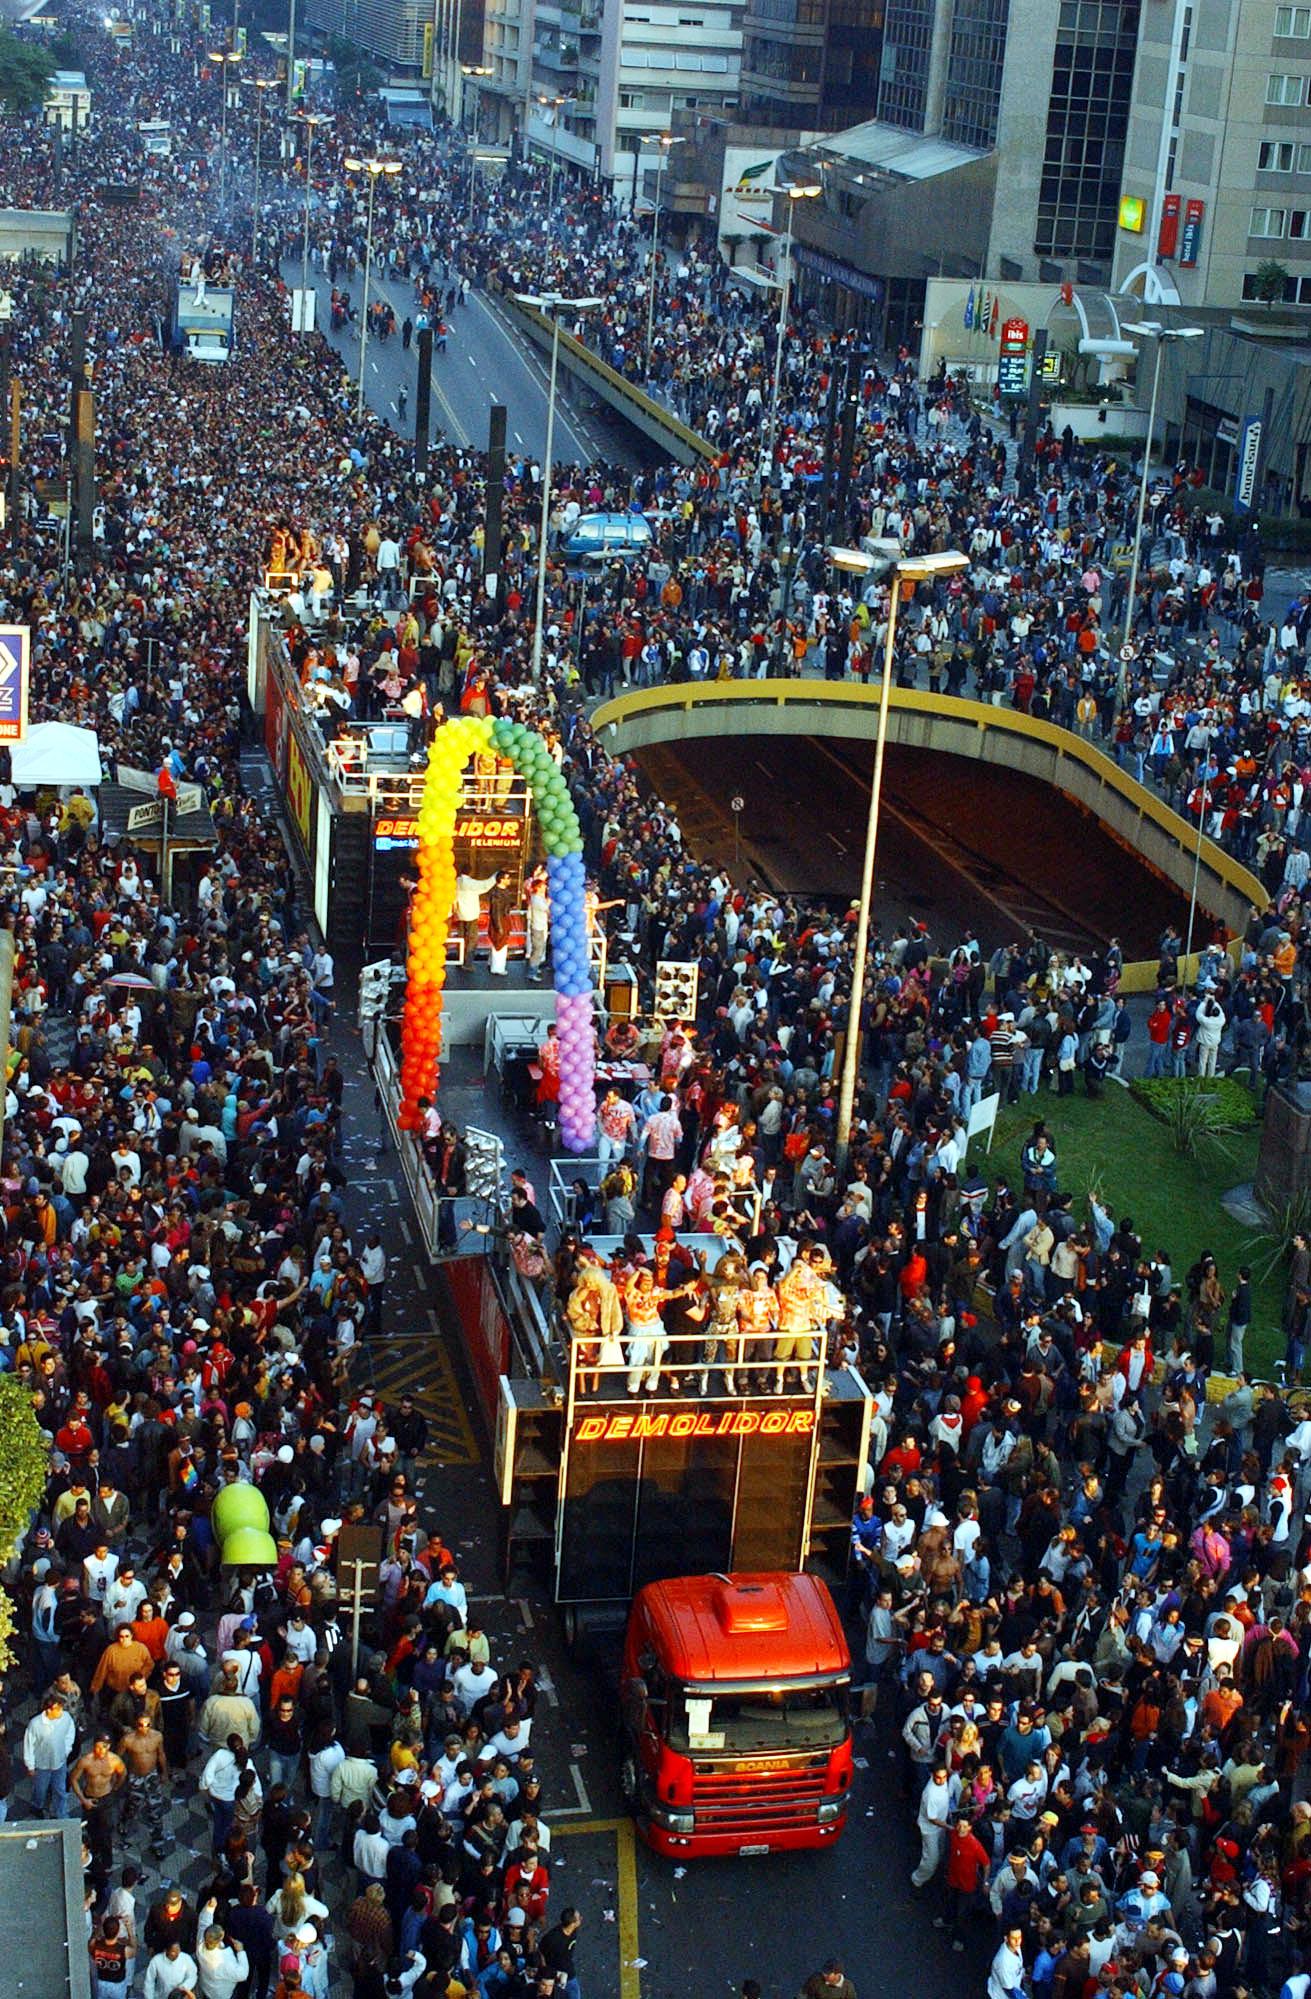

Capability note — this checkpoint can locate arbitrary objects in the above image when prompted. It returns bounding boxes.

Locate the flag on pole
[979,288,991,334]
[989,295,1000,338]
[963,285,975,330]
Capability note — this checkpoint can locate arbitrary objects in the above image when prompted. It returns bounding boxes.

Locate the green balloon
[220,1525,279,1567]
[212,1483,271,1539]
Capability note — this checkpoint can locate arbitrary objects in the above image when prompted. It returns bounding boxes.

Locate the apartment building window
[1036,0,1141,260]
[1276,4,1311,34]
[1250,205,1288,234]
[1293,208,1311,233]
[1242,268,1300,300]
[1267,72,1307,102]
[1260,139,1297,168]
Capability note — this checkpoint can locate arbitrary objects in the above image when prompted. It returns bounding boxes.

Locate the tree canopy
[0,27,56,116]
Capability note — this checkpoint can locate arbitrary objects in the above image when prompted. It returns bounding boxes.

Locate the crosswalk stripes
[367,1337,482,1466]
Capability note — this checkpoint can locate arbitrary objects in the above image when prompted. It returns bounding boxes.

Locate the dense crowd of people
[1,9,1311,1999]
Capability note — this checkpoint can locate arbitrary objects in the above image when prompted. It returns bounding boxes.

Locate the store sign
[997,316,1030,401]
[1234,417,1262,512]
[1158,192,1181,259]
[792,244,883,302]
[576,1407,817,1444]
[373,813,523,849]
[1179,198,1205,267]
[0,624,30,742]
[1118,194,1145,233]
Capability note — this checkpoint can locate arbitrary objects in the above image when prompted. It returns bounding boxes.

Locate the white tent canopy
[10,722,103,788]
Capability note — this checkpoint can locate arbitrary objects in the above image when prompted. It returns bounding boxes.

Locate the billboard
[0,625,30,742]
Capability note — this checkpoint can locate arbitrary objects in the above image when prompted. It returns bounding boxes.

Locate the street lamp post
[293,110,330,302]
[209,49,243,214]
[1183,749,1214,985]
[461,62,493,142]
[1119,319,1204,697]
[830,543,970,1169]
[539,94,576,211]
[345,154,402,419]
[642,132,683,378]
[516,291,603,679]
[763,177,822,484]
[243,77,275,264]
[286,0,297,114]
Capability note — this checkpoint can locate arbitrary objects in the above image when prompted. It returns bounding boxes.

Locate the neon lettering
[573,1408,817,1445]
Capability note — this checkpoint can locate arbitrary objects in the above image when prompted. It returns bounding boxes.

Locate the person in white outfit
[143,1942,199,1999]
[196,1927,249,1999]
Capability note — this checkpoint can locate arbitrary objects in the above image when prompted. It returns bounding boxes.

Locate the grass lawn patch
[1129,1074,1259,1129]
[983,1084,1282,1376]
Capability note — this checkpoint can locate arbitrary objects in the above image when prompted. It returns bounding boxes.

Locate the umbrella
[103,973,157,989]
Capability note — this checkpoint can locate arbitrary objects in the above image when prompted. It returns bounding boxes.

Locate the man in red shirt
[939,1812,990,1949]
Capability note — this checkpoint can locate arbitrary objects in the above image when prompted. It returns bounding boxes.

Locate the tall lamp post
[1119,319,1203,695]
[539,93,576,210]
[516,290,603,679]
[286,0,298,113]
[293,110,331,302]
[461,61,493,141]
[243,76,275,264]
[830,542,970,1170]
[345,154,402,419]
[763,175,822,483]
[642,132,683,377]
[209,48,243,214]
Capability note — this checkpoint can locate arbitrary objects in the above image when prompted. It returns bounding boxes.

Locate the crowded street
[2,9,1311,1999]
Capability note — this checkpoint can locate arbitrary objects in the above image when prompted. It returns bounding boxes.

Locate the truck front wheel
[620,1751,641,1812]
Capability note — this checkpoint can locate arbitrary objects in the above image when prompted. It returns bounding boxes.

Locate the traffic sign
[1120,644,1136,662]
[730,795,744,815]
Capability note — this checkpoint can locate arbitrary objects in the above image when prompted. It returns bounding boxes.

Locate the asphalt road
[631,731,1189,959]
[280,258,647,470]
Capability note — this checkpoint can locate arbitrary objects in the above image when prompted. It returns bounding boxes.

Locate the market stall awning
[10,721,102,787]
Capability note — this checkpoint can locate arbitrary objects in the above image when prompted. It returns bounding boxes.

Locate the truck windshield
[667,1685,848,1754]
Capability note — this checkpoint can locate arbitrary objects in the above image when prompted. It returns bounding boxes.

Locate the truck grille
[692,1760,830,1827]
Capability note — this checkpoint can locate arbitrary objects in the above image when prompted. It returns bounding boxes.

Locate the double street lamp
[763,175,823,483]
[208,48,242,214]
[292,110,331,304]
[1119,319,1204,691]
[242,76,276,264]
[829,541,970,1169]
[642,132,684,377]
[515,291,603,680]
[345,154,402,419]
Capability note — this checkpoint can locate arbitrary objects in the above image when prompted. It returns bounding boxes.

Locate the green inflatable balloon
[220,1525,279,1568]
[212,1483,271,1540]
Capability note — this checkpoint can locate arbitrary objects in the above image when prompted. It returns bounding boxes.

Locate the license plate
[738,1843,769,1856]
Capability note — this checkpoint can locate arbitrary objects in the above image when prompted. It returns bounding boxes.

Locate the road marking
[616,1818,641,1999]
[537,1665,561,1707]
[826,833,847,853]
[517,1599,535,1629]
[569,1761,592,1814]
[399,1216,414,1246]
[367,1339,481,1465]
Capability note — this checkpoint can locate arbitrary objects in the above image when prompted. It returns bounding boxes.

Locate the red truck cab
[620,1571,853,1858]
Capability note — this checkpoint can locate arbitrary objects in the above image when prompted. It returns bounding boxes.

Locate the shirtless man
[71,1730,127,1867]
[117,1711,171,1857]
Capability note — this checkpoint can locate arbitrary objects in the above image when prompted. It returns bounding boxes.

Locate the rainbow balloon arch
[397,715,597,1154]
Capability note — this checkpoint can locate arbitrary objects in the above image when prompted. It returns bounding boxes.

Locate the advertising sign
[0,624,30,742]
[1235,417,1262,512]
[1158,191,1181,258]
[286,730,313,849]
[997,316,1030,400]
[1179,198,1205,267]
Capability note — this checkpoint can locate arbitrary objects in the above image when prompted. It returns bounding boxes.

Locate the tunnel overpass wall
[592,680,1266,992]
[491,285,717,467]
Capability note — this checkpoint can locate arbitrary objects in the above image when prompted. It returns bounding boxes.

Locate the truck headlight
[817,1800,843,1823]
[664,1809,695,1834]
